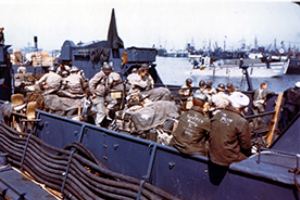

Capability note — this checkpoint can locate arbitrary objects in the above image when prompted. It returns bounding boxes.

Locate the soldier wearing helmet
[61,66,85,98]
[203,80,216,96]
[56,64,71,78]
[128,64,154,92]
[171,92,210,156]
[178,78,194,111]
[211,83,230,109]
[179,78,193,96]
[106,70,124,111]
[89,62,114,126]
[127,64,154,98]
[226,83,236,95]
[139,63,154,90]
[198,80,207,93]
[209,91,251,185]
[36,66,62,95]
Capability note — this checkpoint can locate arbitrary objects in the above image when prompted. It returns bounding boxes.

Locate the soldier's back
[209,108,249,166]
[171,107,210,155]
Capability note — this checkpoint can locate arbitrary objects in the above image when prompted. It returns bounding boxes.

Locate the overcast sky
[1,0,300,51]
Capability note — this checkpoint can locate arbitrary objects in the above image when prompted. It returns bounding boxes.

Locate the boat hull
[29,109,299,200]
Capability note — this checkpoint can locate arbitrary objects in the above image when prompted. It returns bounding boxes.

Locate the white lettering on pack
[220,113,233,126]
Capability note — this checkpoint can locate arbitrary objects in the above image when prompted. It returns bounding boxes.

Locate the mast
[107,8,124,51]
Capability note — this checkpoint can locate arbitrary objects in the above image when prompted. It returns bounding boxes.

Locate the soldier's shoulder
[91,71,104,78]
[239,116,248,124]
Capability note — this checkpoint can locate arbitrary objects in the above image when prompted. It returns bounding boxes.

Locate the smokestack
[33,36,38,50]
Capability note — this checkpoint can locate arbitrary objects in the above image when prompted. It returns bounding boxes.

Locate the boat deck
[0,166,57,200]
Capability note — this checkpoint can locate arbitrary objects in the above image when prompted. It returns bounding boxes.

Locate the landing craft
[0,8,299,200]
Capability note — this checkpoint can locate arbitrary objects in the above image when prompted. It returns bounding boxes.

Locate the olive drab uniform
[106,72,124,110]
[209,108,251,166]
[170,106,210,155]
[56,65,71,77]
[127,73,153,94]
[178,84,193,110]
[36,71,62,95]
[143,74,154,91]
[89,71,110,126]
[63,73,85,96]
[178,84,192,96]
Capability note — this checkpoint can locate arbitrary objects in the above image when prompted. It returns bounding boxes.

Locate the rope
[0,124,178,200]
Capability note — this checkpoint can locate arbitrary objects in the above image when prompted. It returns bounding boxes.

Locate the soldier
[209,91,251,185]
[170,93,210,156]
[108,71,123,91]
[178,78,193,110]
[226,83,236,95]
[14,66,27,93]
[203,80,216,95]
[127,67,145,93]
[106,71,124,111]
[127,64,154,93]
[36,66,62,95]
[127,64,172,103]
[127,68,138,84]
[89,62,112,126]
[203,80,216,103]
[56,64,71,78]
[61,66,85,98]
[178,78,193,97]
[0,27,4,45]
[211,83,229,109]
[253,82,272,113]
[216,83,225,93]
[198,80,207,93]
[280,81,300,129]
[140,64,154,91]
[194,80,207,110]
[127,65,154,100]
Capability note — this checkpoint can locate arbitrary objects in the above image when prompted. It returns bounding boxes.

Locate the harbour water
[156,57,300,92]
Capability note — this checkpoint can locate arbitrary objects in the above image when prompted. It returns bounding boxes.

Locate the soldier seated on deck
[178,78,193,110]
[127,64,172,102]
[208,91,252,185]
[139,64,154,91]
[170,93,210,156]
[280,81,300,129]
[225,83,236,95]
[194,80,206,94]
[14,66,28,94]
[178,78,193,97]
[59,66,85,98]
[203,80,216,103]
[211,83,230,110]
[56,64,71,78]
[253,82,272,113]
[36,66,62,95]
[127,64,154,95]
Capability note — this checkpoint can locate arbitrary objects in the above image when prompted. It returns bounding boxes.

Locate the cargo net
[0,123,179,200]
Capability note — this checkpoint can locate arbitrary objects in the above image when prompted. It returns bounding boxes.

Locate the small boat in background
[190,58,289,78]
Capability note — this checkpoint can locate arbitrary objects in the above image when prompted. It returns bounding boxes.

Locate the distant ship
[190,58,290,78]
